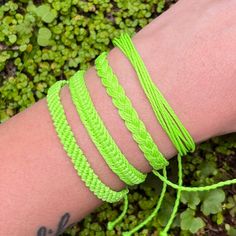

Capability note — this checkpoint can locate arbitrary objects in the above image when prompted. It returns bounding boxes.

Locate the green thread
[153,169,236,191]
[113,33,195,156]
[122,167,168,236]
[47,80,128,203]
[46,32,236,236]
[68,71,146,186]
[112,33,236,235]
[163,154,183,234]
[113,33,193,235]
[107,194,129,231]
[95,52,169,170]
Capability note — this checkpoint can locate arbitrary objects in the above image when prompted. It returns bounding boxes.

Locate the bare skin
[0,0,235,235]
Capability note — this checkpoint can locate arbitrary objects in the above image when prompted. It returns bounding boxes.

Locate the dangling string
[107,195,129,230]
[122,167,168,236]
[160,154,183,235]
[153,169,236,191]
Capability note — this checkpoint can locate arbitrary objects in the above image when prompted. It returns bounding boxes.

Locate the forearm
[0,52,220,236]
[1,0,236,235]
[0,57,177,236]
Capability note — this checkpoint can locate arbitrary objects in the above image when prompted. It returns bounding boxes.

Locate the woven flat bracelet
[47,80,128,203]
[46,32,236,236]
[68,70,146,186]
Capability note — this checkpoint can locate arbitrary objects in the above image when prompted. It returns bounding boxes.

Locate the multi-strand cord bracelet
[47,33,236,236]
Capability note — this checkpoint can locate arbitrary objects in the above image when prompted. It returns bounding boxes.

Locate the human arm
[0,0,236,235]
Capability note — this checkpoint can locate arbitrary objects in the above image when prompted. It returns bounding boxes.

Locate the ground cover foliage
[0,0,235,235]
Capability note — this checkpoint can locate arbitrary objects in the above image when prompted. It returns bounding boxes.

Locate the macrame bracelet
[68,70,146,185]
[46,32,236,236]
[95,52,169,170]
[46,80,128,203]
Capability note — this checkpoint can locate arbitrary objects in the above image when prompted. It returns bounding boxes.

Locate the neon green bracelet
[94,50,169,236]
[112,33,236,236]
[46,32,236,236]
[95,52,169,170]
[113,33,191,236]
[113,33,195,156]
[46,80,128,203]
[68,70,146,185]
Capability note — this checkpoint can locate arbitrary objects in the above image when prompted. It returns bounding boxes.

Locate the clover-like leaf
[37,27,52,46]
[157,0,165,13]
[198,161,217,178]
[181,191,201,210]
[200,189,225,216]
[36,5,56,23]
[180,209,205,234]
[8,35,17,44]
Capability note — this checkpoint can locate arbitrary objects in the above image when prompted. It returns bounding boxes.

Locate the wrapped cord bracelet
[46,33,236,236]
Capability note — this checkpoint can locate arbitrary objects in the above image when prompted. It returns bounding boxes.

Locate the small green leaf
[37,27,52,46]
[181,191,201,209]
[190,218,205,234]
[19,44,27,52]
[157,0,165,13]
[216,212,224,225]
[8,35,17,43]
[199,161,217,177]
[180,209,205,234]
[227,226,236,236]
[200,189,225,216]
[36,5,56,23]
[0,51,11,62]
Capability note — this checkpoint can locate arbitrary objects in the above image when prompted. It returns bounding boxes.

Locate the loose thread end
[107,195,129,231]
[107,221,115,231]
[122,232,132,236]
[160,231,168,236]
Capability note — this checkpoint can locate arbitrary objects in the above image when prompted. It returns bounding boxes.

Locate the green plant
[0,0,167,122]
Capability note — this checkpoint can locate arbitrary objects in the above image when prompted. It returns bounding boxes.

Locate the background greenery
[0,0,235,235]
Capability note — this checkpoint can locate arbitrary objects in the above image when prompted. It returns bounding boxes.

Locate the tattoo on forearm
[37,212,75,236]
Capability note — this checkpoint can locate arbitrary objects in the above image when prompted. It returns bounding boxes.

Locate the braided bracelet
[113,34,195,156]
[113,33,193,235]
[68,70,146,186]
[46,33,236,236]
[95,52,169,170]
[47,80,128,203]
[112,33,236,236]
